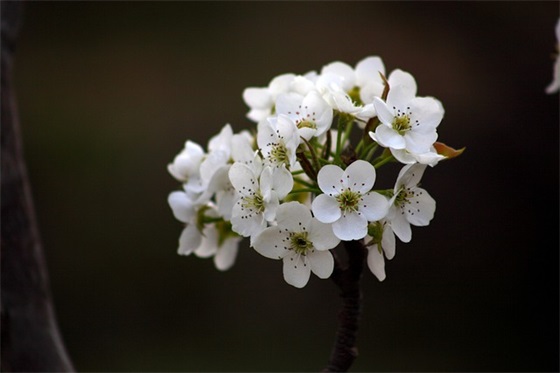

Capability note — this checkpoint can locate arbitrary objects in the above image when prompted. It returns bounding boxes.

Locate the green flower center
[348,86,363,106]
[394,186,411,208]
[336,189,361,213]
[296,120,317,130]
[289,231,313,255]
[242,191,265,213]
[270,143,289,168]
[392,114,411,135]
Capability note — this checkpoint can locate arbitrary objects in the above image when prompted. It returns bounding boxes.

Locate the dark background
[13,1,559,372]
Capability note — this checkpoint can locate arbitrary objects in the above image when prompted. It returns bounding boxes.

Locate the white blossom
[370,84,444,161]
[387,163,436,243]
[253,202,339,288]
[275,91,333,140]
[229,162,293,241]
[312,160,389,241]
[365,220,396,282]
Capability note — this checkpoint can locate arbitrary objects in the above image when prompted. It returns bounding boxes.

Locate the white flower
[365,220,395,282]
[311,160,389,241]
[167,140,205,194]
[546,18,560,94]
[228,162,293,240]
[257,115,300,170]
[200,127,257,219]
[242,73,296,122]
[275,91,333,140]
[253,202,339,288]
[387,163,436,243]
[320,56,386,98]
[370,85,444,157]
[193,222,242,271]
[168,190,208,255]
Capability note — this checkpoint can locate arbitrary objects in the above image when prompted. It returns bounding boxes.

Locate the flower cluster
[168,56,463,287]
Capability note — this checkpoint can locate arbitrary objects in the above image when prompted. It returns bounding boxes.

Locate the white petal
[178,224,202,255]
[405,188,436,226]
[381,224,396,260]
[387,69,417,96]
[308,219,340,251]
[228,162,259,197]
[214,237,241,271]
[208,124,233,154]
[396,163,427,189]
[283,254,311,288]
[355,56,385,87]
[409,97,444,129]
[367,245,386,281]
[386,85,415,112]
[311,194,341,224]
[275,202,312,232]
[253,227,289,260]
[389,210,412,243]
[321,61,355,91]
[268,73,296,96]
[390,148,417,165]
[168,191,196,223]
[231,133,255,164]
[200,151,229,186]
[405,130,437,154]
[194,227,218,258]
[309,250,334,279]
[373,97,395,126]
[317,164,344,195]
[243,87,272,109]
[271,166,294,199]
[375,124,406,149]
[231,202,266,238]
[360,192,389,221]
[332,212,367,241]
[275,92,303,116]
[344,160,376,193]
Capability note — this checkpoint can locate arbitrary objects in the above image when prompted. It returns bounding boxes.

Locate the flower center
[348,86,363,106]
[296,120,317,130]
[269,142,289,168]
[336,189,361,213]
[392,114,411,135]
[394,186,411,208]
[289,231,313,255]
[242,191,265,213]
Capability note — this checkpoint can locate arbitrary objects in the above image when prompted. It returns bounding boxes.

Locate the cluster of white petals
[168,55,457,287]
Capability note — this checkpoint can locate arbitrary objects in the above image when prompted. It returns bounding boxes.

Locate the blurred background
[13,2,558,372]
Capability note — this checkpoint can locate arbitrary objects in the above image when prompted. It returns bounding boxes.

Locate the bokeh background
[13,1,558,372]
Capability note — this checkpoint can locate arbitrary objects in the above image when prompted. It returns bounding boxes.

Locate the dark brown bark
[323,240,367,372]
[1,2,74,371]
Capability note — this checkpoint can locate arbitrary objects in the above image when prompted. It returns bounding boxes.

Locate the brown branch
[323,240,367,372]
[1,2,74,371]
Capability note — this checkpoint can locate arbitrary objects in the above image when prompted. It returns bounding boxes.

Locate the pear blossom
[370,84,444,161]
[194,222,243,271]
[253,202,339,288]
[546,18,560,94]
[365,220,396,282]
[312,160,389,241]
[275,91,333,140]
[257,115,300,170]
[168,190,209,255]
[242,73,296,122]
[229,162,293,240]
[387,163,436,243]
[167,140,205,194]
